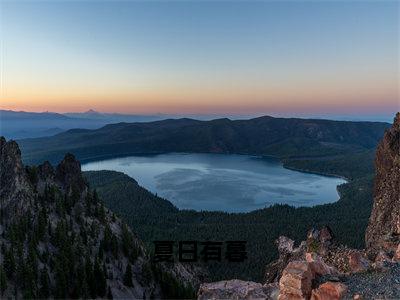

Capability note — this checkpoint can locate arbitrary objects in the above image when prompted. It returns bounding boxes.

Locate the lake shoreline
[82,152,346,213]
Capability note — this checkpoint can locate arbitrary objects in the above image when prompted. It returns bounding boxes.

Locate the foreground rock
[311,282,347,300]
[278,261,313,299]
[197,280,278,300]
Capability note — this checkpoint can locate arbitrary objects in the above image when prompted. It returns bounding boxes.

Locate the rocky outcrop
[1,137,208,299]
[264,236,307,283]
[55,152,87,195]
[0,137,32,222]
[365,112,400,252]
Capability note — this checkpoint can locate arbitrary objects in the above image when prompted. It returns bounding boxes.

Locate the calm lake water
[82,153,346,213]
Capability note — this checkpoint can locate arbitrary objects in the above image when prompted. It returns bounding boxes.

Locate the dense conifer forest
[85,150,375,282]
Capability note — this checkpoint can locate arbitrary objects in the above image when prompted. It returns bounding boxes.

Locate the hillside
[0,137,199,299]
[18,116,389,165]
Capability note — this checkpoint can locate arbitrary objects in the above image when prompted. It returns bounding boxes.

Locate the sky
[0,0,399,117]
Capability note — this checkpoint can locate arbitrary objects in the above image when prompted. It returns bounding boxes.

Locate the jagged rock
[0,137,32,221]
[277,236,295,253]
[37,160,55,192]
[278,261,313,300]
[319,227,334,244]
[348,252,370,273]
[365,113,400,252]
[306,252,338,277]
[55,153,87,196]
[307,226,334,256]
[197,279,277,300]
[310,282,347,300]
[264,237,306,283]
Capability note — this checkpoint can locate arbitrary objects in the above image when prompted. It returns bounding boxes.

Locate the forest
[84,150,375,282]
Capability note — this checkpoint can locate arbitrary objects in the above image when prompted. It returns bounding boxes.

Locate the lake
[82,153,346,213]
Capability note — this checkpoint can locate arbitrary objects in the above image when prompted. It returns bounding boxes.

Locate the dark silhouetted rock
[0,137,32,221]
[55,153,87,195]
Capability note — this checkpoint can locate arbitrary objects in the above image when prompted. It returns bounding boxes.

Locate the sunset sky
[0,1,398,116]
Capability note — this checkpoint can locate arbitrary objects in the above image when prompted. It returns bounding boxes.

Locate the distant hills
[64,109,164,122]
[0,109,167,139]
[19,115,390,165]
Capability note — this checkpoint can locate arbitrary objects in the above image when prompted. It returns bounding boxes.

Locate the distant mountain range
[19,115,390,165]
[2,109,393,140]
[0,109,166,139]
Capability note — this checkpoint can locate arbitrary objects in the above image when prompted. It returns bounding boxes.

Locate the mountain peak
[84,109,101,114]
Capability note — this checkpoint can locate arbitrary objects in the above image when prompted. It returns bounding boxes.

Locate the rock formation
[365,112,400,252]
[0,137,32,220]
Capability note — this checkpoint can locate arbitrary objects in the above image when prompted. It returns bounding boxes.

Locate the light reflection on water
[82,153,346,213]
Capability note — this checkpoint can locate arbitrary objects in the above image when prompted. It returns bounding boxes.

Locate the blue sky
[1,0,398,118]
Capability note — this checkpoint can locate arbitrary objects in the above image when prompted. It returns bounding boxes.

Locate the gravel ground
[342,263,400,299]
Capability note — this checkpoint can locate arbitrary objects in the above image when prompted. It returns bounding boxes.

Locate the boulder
[306,252,338,277]
[278,261,313,300]
[310,282,347,300]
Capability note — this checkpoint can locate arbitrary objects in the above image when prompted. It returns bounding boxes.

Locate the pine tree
[54,262,67,299]
[4,248,15,278]
[74,257,88,299]
[94,259,106,297]
[121,224,133,256]
[0,265,7,295]
[39,267,50,298]
[85,257,96,299]
[123,264,133,287]
[27,240,38,282]
[111,235,119,259]
[107,286,113,299]
[93,189,99,204]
